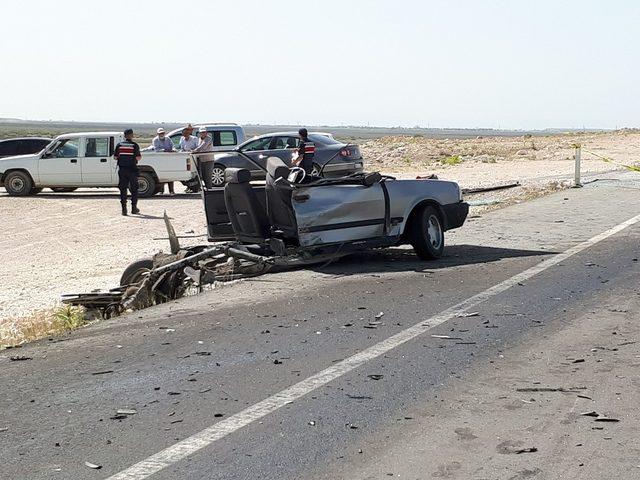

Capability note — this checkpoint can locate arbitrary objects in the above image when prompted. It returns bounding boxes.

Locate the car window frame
[83,136,110,158]
[240,136,274,152]
[0,140,19,157]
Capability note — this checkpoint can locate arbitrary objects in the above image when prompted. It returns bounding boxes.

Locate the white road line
[107,213,640,480]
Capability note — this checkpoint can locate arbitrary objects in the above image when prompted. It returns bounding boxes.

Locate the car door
[268,136,299,166]
[38,138,82,185]
[81,136,114,185]
[236,136,275,173]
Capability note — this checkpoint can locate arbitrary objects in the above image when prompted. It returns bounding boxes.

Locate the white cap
[198,126,207,133]
[157,128,165,134]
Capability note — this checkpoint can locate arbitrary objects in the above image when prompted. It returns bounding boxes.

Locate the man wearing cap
[148,128,176,195]
[178,124,198,152]
[114,129,142,216]
[151,128,174,152]
[191,127,215,189]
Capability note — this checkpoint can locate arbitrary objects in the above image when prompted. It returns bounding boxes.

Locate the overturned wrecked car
[63,157,468,317]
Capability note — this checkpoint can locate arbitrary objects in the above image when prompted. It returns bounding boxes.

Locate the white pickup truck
[0,132,196,196]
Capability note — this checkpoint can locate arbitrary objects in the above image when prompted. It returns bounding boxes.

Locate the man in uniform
[114,128,142,216]
[293,128,315,174]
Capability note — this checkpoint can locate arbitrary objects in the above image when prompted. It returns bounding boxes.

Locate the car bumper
[322,161,364,174]
[442,201,469,230]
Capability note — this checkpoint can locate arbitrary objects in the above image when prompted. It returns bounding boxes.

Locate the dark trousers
[118,168,138,205]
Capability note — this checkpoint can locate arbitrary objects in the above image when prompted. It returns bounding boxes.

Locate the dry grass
[0,305,88,349]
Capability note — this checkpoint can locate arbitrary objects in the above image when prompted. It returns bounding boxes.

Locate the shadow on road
[312,244,554,276]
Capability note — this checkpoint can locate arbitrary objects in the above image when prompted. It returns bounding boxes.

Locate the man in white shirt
[178,125,198,152]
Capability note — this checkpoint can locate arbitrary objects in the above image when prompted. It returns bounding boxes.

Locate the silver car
[210,132,364,187]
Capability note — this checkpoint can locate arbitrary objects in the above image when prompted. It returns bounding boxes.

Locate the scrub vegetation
[0,306,87,349]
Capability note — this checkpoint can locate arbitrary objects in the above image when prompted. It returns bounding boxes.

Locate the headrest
[225,168,251,184]
[266,156,289,178]
[362,172,382,187]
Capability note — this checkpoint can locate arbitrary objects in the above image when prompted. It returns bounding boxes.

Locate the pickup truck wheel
[50,187,77,193]
[410,206,445,260]
[4,171,33,196]
[137,172,157,197]
[211,164,226,187]
[120,258,154,287]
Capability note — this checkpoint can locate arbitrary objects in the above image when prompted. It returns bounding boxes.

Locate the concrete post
[573,144,582,187]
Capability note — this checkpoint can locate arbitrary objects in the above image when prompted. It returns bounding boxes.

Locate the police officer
[294,128,315,174]
[114,128,142,216]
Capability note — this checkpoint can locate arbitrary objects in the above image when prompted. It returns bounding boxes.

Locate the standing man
[151,127,174,152]
[114,128,142,216]
[178,124,198,152]
[150,127,175,195]
[192,126,214,189]
[293,128,315,174]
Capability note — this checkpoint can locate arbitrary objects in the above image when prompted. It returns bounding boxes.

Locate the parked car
[209,132,363,187]
[166,124,245,152]
[0,132,196,197]
[0,137,52,158]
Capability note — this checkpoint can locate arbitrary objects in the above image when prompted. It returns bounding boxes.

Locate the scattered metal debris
[91,370,114,376]
[367,374,383,380]
[516,387,586,393]
[84,462,102,470]
[9,356,32,361]
[455,311,480,318]
[462,182,520,195]
[116,409,137,416]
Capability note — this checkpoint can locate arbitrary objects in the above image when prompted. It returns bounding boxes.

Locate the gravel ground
[0,132,634,336]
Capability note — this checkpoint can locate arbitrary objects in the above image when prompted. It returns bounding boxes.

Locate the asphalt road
[1,173,639,480]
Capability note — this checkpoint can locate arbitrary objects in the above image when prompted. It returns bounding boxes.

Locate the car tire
[311,163,321,176]
[50,187,77,193]
[4,171,33,196]
[120,258,154,287]
[410,205,445,260]
[137,172,157,197]
[211,164,226,187]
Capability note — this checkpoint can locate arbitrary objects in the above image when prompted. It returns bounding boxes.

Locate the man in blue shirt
[151,128,174,152]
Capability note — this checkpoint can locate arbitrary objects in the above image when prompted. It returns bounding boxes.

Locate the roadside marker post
[573,144,582,187]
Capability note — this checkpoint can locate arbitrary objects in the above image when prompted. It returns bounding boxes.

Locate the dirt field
[1,131,638,345]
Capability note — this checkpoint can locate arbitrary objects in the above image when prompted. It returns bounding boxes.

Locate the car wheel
[410,205,445,260]
[211,164,226,187]
[4,171,33,196]
[120,258,154,286]
[311,163,321,176]
[137,172,157,197]
[50,187,77,193]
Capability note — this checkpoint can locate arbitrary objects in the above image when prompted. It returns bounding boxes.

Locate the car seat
[223,168,270,243]
[265,157,298,240]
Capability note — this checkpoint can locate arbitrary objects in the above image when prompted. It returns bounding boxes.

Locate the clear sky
[0,0,638,129]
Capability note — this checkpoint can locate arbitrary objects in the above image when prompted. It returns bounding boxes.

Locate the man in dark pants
[293,128,315,174]
[114,129,142,216]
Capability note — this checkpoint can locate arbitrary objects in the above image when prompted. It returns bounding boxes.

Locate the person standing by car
[151,128,174,152]
[293,128,315,174]
[148,127,176,195]
[192,126,214,189]
[178,124,198,152]
[114,128,142,216]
